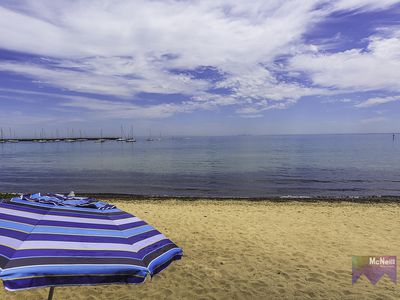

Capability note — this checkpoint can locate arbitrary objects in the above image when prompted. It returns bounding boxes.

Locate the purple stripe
[118,222,147,230]
[107,213,136,220]
[0,203,49,215]
[0,244,15,258]
[3,274,146,291]
[0,213,39,225]
[0,228,28,240]
[11,239,174,259]
[26,230,160,244]
[43,210,132,220]
[139,240,175,257]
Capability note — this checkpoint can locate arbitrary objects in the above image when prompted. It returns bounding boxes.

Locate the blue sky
[0,0,399,137]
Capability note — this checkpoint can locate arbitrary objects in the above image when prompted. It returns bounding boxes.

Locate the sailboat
[146,129,154,141]
[8,129,19,143]
[116,126,126,141]
[54,129,61,142]
[126,126,136,142]
[0,128,5,143]
[6,128,19,143]
[65,129,77,142]
[77,130,88,142]
[95,129,106,143]
[37,129,47,143]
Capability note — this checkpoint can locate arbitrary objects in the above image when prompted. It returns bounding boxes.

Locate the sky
[0,0,399,137]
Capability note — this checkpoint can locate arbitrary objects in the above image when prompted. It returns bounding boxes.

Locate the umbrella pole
[48,287,55,300]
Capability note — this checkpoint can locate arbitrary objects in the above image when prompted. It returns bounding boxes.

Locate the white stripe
[0,207,140,225]
[0,236,22,249]
[42,215,140,225]
[18,234,166,252]
[112,217,142,226]
[0,207,43,221]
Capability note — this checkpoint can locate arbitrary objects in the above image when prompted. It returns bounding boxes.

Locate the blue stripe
[30,224,154,237]
[0,220,35,232]
[1,264,149,280]
[26,230,159,243]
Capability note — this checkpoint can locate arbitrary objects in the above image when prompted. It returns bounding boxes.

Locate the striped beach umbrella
[0,194,183,299]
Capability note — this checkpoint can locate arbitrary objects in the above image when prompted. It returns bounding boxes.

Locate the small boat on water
[0,129,6,143]
[125,126,136,143]
[95,129,106,143]
[116,126,126,142]
[77,130,88,142]
[0,129,19,143]
[37,129,47,143]
[146,129,154,141]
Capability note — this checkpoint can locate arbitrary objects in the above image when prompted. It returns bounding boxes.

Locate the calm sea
[0,134,399,198]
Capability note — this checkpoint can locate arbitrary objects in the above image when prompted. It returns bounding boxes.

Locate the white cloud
[321,98,354,104]
[0,58,210,97]
[290,31,400,92]
[355,95,400,108]
[61,97,223,119]
[0,1,318,62]
[0,0,399,118]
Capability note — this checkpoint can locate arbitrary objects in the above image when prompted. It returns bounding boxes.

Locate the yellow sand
[1,200,399,299]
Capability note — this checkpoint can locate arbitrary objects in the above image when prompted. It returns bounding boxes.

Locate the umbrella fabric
[0,196,183,291]
[21,193,116,210]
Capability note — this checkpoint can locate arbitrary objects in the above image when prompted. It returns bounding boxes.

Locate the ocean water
[0,134,399,198]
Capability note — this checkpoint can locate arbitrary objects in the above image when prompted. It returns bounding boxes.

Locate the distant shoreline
[2,192,399,203]
[87,194,400,203]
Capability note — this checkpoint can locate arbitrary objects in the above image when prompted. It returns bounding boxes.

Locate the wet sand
[1,200,399,299]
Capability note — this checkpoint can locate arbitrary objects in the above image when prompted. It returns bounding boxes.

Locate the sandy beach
[1,199,399,299]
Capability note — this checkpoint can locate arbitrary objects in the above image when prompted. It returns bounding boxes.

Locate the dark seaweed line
[1,192,400,203]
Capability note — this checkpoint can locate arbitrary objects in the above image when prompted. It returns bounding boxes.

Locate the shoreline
[1,192,400,203]
[93,194,400,203]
